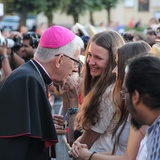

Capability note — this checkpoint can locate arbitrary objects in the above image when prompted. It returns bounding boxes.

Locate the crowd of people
[0,16,160,160]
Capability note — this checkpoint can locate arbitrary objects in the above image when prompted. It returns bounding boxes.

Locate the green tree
[87,0,103,25]
[0,0,45,27]
[101,0,121,25]
[62,0,88,24]
[43,0,63,26]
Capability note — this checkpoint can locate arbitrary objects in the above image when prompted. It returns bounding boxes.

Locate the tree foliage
[101,0,121,24]
[61,0,89,24]
[0,0,45,26]
[86,0,103,25]
[0,0,121,27]
[43,0,63,25]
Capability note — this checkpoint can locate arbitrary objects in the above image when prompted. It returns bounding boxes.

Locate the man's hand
[52,114,64,129]
[0,43,7,56]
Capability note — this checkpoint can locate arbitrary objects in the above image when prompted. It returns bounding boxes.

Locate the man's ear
[55,54,63,68]
[132,90,140,105]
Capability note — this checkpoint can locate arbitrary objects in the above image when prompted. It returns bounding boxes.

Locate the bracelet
[68,107,78,115]
[88,151,96,160]
[0,54,8,61]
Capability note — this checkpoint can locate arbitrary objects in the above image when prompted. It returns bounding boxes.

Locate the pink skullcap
[39,25,75,48]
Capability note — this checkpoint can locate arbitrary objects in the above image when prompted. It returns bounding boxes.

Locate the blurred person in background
[80,36,90,55]
[20,32,40,62]
[0,31,25,80]
[145,27,157,47]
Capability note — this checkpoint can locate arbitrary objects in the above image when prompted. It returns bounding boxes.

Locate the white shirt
[136,134,148,160]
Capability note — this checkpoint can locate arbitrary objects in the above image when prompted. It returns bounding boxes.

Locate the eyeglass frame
[63,54,82,68]
[120,89,128,99]
[55,54,82,68]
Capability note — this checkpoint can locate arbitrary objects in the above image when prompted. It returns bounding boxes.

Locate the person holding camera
[20,32,40,62]
[0,31,25,80]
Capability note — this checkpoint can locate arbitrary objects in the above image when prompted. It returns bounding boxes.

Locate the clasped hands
[68,141,91,160]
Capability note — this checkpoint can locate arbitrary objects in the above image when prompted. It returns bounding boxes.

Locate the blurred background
[0,0,160,34]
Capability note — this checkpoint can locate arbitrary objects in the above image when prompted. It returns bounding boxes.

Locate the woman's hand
[69,141,89,159]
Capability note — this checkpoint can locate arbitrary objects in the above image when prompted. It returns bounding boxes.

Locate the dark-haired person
[123,56,160,160]
[0,25,84,159]
[0,31,25,80]
[20,32,40,62]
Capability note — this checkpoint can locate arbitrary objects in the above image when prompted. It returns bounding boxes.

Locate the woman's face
[112,53,118,78]
[87,42,110,78]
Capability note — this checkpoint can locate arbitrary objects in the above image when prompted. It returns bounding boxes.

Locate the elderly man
[0,25,83,160]
[123,56,160,160]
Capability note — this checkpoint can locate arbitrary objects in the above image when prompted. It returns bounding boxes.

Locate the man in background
[20,32,40,62]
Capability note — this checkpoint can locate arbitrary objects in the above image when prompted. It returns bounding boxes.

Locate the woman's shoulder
[102,83,114,99]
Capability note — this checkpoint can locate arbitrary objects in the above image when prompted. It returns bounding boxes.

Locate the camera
[12,36,23,52]
[27,32,40,49]
[0,33,15,48]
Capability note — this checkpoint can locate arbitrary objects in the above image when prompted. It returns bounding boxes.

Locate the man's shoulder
[9,62,38,79]
[0,62,39,89]
[146,116,160,159]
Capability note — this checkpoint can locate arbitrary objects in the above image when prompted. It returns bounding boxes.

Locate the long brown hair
[111,41,151,145]
[75,30,125,130]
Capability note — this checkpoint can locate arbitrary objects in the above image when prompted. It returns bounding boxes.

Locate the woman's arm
[77,129,99,148]
[70,129,99,158]
[71,125,147,160]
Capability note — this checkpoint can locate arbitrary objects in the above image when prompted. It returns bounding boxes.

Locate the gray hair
[34,35,84,62]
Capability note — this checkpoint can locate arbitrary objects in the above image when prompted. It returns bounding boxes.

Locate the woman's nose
[88,57,96,65]
[112,66,118,76]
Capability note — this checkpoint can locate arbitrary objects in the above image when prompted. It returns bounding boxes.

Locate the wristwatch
[0,54,8,61]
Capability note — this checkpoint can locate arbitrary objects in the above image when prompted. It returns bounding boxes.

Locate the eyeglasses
[120,89,128,99]
[63,54,82,68]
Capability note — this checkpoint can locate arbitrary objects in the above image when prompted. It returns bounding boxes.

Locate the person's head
[145,27,156,47]
[76,30,125,129]
[124,56,160,129]
[111,41,151,137]
[112,41,151,79]
[80,35,90,54]
[34,25,84,86]
[84,30,125,92]
[20,32,39,61]
[86,30,125,79]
